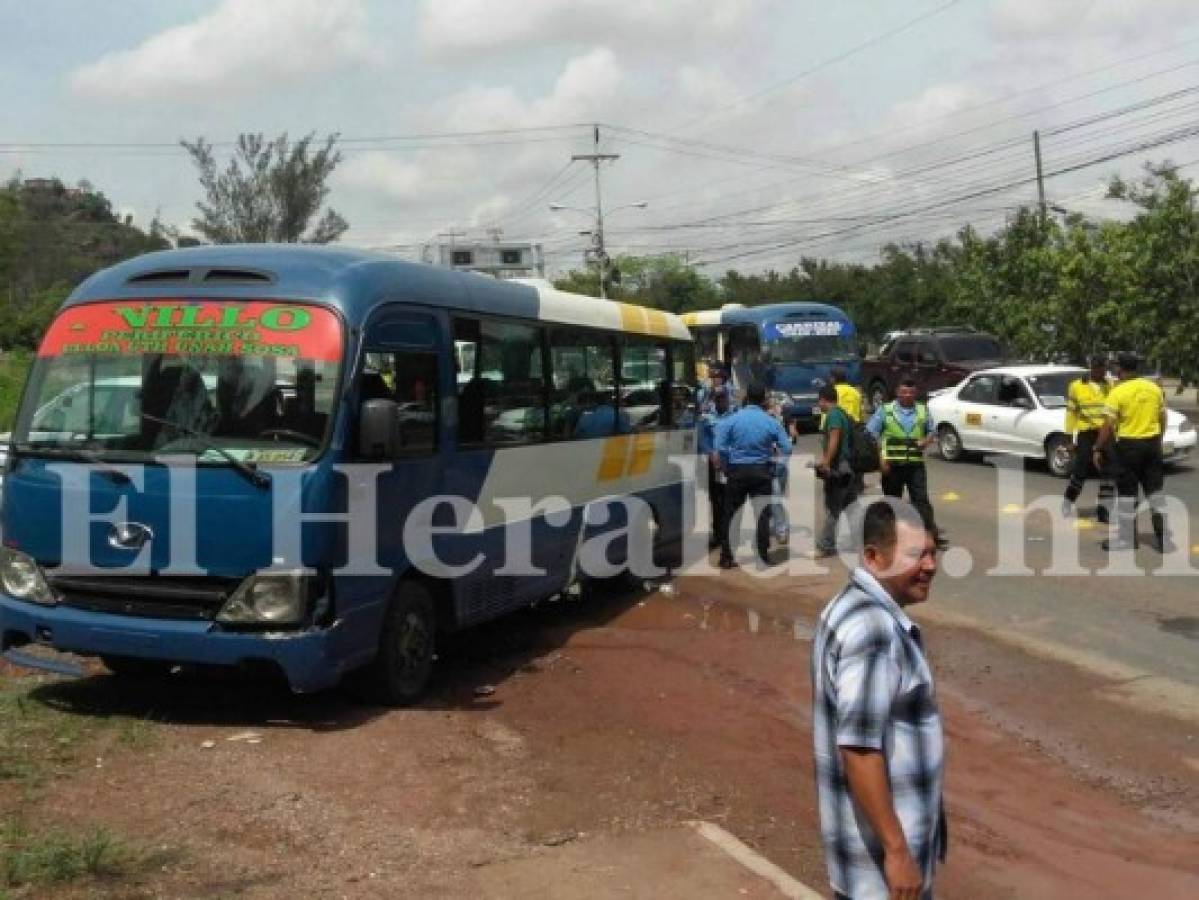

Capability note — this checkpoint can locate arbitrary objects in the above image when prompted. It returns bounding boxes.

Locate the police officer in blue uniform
[714,382,793,567]
[699,383,736,548]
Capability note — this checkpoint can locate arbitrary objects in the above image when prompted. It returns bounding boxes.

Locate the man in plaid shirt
[811,501,946,899]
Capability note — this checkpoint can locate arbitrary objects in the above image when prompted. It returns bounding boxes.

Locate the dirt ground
[2,568,1197,899]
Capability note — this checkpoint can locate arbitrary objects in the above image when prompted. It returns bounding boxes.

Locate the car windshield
[12,300,343,464]
[1025,370,1084,409]
[940,336,1003,362]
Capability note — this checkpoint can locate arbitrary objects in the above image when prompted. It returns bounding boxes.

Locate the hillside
[0,176,170,350]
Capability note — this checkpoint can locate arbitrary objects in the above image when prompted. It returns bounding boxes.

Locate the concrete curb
[687,820,825,899]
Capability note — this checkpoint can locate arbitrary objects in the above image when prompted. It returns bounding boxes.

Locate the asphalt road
[790,429,1199,719]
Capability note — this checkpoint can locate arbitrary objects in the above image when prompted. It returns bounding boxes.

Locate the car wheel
[358,581,437,706]
[1045,434,1073,479]
[938,425,965,462]
[869,381,888,412]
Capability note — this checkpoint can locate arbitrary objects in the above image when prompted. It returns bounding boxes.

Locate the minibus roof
[63,244,691,340]
[719,302,851,326]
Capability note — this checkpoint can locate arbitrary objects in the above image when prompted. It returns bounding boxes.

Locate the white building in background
[421,239,545,279]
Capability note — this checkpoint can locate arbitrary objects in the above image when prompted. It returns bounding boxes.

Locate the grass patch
[0,675,177,896]
[0,820,176,892]
[0,674,159,787]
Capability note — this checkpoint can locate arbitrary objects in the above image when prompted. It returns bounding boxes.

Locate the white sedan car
[928,365,1196,477]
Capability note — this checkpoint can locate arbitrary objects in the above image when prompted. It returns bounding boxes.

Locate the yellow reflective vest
[1065,377,1109,434]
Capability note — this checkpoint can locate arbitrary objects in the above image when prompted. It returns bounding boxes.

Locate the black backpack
[849,421,880,473]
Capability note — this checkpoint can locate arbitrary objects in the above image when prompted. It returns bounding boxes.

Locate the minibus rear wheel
[361,581,436,706]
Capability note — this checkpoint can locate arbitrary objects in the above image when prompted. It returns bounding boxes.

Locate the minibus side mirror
[359,399,401,459]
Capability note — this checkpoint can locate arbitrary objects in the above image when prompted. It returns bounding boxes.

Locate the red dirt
[3,570,1197,898]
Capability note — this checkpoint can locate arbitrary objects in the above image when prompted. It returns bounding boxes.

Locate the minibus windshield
[768,332,856,365]
[13,300,343,465]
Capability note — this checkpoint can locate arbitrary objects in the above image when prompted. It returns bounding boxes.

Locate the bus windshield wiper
[140,414,271,489]
[10,442,133,484]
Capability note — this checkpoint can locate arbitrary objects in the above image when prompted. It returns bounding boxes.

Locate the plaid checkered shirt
[811,567,946,900]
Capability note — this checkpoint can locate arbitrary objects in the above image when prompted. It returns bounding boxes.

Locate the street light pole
[549,197,648,299]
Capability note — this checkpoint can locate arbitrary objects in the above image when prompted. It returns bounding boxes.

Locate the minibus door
[354,311,447,578]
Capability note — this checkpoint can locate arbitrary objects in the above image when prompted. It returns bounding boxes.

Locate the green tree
[1108,162,1199,384]
[612,254,719,312]
[553,253,719,311]
[180,133,348,244]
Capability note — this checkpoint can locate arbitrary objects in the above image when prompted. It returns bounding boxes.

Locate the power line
[670,0,967,135]
[693,124,1199,266]
[630,85,1199,234]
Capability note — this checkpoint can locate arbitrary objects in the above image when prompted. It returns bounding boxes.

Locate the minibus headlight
[217,572,311,625]
[0,547,58,606]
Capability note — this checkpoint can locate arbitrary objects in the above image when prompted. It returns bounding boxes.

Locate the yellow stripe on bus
[628,432,657,476]
[645,309,670,337]
[597,435,632,481]
[618,303,649,334]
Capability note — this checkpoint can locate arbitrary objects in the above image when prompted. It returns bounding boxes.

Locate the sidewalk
[471,822,824,899]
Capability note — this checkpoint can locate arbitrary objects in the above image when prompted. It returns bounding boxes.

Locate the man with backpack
[812,384,858,558]
[866,378,946,548]
[830,365,866,495]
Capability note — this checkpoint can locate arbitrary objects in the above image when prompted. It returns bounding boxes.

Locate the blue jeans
[771,461,789,540]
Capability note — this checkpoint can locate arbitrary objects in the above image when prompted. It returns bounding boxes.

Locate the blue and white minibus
[0,246,697,703]
[683,302,858,428]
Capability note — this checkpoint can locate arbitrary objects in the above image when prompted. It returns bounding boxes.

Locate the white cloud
[335,48,623,203]
[418,0,767,59]
[886,83,992,134]
[990,0,1196,41]
[442,47,625,131]
[337,47,627,244]
[337,153,431,203]
[676,65,742,110]
[68,0,377,104]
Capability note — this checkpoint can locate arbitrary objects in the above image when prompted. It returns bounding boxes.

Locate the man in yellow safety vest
[1061,355,1115,523]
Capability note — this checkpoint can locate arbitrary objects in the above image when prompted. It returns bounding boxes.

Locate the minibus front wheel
[358,581,436,706]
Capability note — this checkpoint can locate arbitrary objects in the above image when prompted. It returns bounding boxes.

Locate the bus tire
[358,580,437,706]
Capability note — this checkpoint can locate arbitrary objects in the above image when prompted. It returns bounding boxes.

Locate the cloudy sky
[4,0,1199,275]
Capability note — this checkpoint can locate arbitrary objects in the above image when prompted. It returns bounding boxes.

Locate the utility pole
[1033,130,1047,227]
[571,125,620,298]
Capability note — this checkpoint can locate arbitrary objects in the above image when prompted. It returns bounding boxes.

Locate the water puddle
[1157,616,1199,641]
[620,584,816,642]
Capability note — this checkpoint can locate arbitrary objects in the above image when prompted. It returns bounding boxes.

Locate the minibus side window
[670,341,698,428]
[453,317,546,447]
[361,350,439,456]
[547,327,621,440]
[620,335,669,432]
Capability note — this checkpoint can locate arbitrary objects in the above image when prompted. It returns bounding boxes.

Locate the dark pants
[720,463,773,564]
[881,462,937,531]
[1113,437,1166,545]
[818,470,857,553]
[707,458,727,547]
[1065,429,1114,519]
